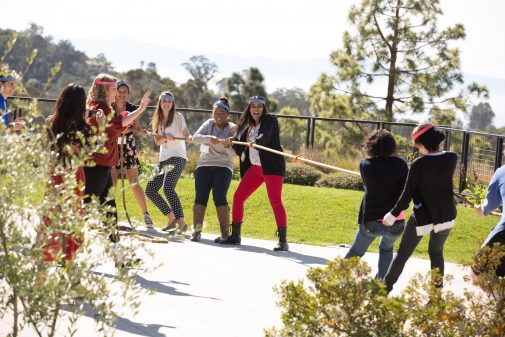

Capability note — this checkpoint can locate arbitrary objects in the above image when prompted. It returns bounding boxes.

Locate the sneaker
[143,213,154,226]
[146,226,157,233]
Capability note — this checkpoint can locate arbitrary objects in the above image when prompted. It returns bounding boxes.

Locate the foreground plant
[0,107,154,337]
[266,257,505,337]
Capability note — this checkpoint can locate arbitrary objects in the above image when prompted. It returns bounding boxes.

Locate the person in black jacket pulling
[382,123,457,293]
[220,96,288,251]
[345,129,408,279]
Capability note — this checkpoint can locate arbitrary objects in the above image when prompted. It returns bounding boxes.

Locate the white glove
[382,212,396,226]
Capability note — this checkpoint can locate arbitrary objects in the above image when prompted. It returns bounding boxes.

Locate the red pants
[232,165,287,227]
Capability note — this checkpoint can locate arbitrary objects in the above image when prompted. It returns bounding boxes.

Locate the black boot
[274,227,289,251]
[220,221,241,245]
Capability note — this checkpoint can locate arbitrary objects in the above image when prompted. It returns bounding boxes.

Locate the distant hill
[0,24,115,97]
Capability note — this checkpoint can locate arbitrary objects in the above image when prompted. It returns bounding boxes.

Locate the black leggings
[84,165,119,242]
[384,216,451,291]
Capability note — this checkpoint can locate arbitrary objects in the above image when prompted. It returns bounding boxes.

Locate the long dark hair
[152,91,176,133]
[48,83,90,159]
[233,96,268,137]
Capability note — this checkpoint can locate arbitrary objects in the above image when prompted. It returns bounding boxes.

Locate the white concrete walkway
[0,232,479,337]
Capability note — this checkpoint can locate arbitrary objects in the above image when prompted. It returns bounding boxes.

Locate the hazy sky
[2,0,505,124]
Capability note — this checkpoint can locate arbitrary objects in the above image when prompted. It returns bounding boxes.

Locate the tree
[270,88,310,116]
[181,55,217,83]
[322,0,488,121]
[180,55,217,109]
[223,67,273,111]
[468,102,494,131]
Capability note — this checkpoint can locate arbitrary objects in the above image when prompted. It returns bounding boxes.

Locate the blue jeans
[345,220,405,279]
[194,166,232,207]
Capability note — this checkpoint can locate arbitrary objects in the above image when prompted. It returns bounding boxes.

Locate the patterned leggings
[145,157,186,219]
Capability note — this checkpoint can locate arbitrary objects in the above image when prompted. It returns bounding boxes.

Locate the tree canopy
[317,0,488,123]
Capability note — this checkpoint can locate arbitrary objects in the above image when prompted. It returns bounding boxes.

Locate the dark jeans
[384,216,452,291]
[83,165,119,242]
[194,166,232,207]
[345,220,405,279]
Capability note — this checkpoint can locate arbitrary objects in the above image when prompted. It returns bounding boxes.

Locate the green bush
[284,163,323,186]
[315,172,364,191]
[266,257,505,337]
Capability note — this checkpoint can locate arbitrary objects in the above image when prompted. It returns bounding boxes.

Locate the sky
[2,0,505,126]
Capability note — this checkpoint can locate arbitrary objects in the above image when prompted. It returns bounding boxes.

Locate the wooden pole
[232,141,360,176]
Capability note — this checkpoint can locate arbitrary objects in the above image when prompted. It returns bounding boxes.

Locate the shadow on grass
[195,237,330,266]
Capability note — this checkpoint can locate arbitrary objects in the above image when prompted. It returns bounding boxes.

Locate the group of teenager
[1,73,504,286]
[1,72,289,266]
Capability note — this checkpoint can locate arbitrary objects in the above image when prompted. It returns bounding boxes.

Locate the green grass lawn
[116,177,497,264]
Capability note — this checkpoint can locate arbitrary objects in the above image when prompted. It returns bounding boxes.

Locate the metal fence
[8,96,505,193]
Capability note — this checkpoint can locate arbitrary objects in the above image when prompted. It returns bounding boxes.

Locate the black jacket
[390,152,458,228]
[358,156,408,224]
[233,114,285,177]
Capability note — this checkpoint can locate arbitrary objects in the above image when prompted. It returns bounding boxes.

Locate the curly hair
[363,129,397,158]
[86,73,117,107]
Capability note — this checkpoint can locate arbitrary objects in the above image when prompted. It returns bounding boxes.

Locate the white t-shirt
[247,124,261,166]
[158,112,188,161]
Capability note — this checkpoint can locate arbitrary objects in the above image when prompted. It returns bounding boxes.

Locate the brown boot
[214,205,230,243]
[191,204,206,242]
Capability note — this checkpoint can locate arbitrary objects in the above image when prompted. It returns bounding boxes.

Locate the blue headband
[213,102,229,112]
[117,81,129,89]
[0,76,16,82]
[160,94,174,101]
[248,98,265,105]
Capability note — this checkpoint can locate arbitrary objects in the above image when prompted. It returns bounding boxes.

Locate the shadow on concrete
[196,237,330,266]
[62,303,175,337]
[91,271,220,300]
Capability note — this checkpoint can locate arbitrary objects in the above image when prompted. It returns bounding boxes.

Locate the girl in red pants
[221,96,288,251]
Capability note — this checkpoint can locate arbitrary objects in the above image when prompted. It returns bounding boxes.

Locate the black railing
[8,96,505,192]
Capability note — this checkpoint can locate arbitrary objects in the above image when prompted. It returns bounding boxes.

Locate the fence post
[310,118,316,149]
[458,132,470,193]
[444,130,451,151]
[494,137,504,171]
[305,118,311,149]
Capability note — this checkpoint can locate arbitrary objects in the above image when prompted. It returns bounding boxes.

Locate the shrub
[284,163,323,186]
[184,149,200,176]
[265,257,505,337]
[315,172,364,191]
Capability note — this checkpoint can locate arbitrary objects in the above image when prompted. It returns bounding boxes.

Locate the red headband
[412,124,434,140]
[94,79,117,86]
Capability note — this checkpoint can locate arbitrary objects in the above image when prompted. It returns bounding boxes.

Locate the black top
[358,156,408,224]
[233,114,286,177]
[390,151,458,226]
